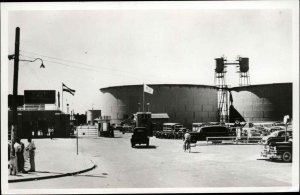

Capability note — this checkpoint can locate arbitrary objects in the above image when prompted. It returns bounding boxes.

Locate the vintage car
[261,130,293,145]
[189,125,229,143]
[131,127,149,147]
[261,141,292,162]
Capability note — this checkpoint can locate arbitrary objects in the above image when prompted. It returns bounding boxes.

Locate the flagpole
[142,84,145,112]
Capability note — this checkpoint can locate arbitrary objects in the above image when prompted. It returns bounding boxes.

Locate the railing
[206,136,262,144]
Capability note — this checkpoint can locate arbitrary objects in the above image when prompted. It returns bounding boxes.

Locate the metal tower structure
[214,57,229,123]
[214,56,250,122]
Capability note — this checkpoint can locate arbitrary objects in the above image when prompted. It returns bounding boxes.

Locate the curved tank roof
[230,82,292,92]
[100,84,218,92]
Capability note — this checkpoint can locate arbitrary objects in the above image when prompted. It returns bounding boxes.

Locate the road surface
[10,131,292,189]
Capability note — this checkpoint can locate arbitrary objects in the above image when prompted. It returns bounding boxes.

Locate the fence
[206,136,262,144]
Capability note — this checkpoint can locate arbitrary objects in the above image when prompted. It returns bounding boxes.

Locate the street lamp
[8,27,45,163]
[8,55,45,68]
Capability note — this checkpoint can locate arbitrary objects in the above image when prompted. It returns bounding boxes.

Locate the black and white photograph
[1,1,299,194]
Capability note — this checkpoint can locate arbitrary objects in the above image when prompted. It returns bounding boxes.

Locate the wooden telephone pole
[10,27,20,157]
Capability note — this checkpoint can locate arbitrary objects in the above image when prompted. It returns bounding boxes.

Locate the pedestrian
[14,138,25,173]
[50,127,54,140]
[183,129,191,152]
[25,138,36,172]
[9,141,17,175]
[19,139,26,173]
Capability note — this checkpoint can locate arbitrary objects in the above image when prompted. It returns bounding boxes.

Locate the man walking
[50,127,54,140]
[183,129,191,152]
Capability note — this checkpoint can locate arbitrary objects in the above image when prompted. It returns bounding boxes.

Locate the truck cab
[131,127,149,147]
[130,112,152,147]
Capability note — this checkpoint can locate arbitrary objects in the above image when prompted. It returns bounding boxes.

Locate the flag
[62,83,75,96]
[144,84,153,94]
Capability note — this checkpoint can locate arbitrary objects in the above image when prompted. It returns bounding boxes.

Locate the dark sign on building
[24,90,56,104]
[8,94,24,108]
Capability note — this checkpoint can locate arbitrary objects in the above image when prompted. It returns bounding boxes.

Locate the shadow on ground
[73,174,107,178]
[256,158,291,163]
[133,145,157,149]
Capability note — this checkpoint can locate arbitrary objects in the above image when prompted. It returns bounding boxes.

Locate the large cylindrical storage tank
[99,84,219,128]
[230,83,292,122]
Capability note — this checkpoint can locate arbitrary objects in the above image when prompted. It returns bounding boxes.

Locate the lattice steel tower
[214,56,250,122]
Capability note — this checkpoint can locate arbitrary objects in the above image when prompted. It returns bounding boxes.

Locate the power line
[19,54,159,81]
[19,51,164,80]
[20,50,98,68]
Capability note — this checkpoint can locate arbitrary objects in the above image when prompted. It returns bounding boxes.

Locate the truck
[155,123,186,139]
[130,112,153,147]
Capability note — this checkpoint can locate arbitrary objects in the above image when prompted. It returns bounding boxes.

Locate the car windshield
[134,128,146,133]
[269,131,279,137]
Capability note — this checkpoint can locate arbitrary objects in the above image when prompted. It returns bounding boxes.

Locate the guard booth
[135,112,153,136]
[98,116,114,137]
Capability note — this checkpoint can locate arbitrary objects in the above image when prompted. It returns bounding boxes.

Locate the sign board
[24,90,56,104]
[8,94,24,107]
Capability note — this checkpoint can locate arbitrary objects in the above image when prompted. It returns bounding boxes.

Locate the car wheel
[282,151,292,162]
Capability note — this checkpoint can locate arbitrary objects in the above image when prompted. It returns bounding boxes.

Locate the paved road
[10,131,292,189]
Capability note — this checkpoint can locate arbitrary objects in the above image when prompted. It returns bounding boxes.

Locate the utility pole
[11,27,20,157]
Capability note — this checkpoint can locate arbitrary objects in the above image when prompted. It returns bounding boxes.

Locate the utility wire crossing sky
[2,1,298,114]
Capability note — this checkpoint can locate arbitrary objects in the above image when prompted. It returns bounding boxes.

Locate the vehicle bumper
[261,150,281,160]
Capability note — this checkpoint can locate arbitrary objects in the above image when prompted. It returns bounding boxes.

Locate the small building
[8,110,70,139]
[151,113,169,131]
[86,110,101,125]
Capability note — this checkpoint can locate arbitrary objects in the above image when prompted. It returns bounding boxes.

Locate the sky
[2,1,298,114]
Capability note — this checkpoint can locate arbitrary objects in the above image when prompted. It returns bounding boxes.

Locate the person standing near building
[14,138,23,173]
[25,138,36,172]
[9,141,17,175]
[20,139,26,173]
[50,127,54,140]
[234,120,242,141]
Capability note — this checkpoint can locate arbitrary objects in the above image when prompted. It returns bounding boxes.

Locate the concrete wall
[100,84,219,129]
[231,83,292,122]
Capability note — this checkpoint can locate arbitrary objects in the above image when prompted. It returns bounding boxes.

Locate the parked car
[131,127,149,147]
[261,141,292,162]
[189,125,229,143]
[261,130,292,145]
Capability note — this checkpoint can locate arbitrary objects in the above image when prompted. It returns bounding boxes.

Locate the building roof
[230,82,292,91]
[151,113,169,119]
[100,82,293,93]
[100,84,218,92]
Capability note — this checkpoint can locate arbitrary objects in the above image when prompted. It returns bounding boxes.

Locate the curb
[8,161,97,183]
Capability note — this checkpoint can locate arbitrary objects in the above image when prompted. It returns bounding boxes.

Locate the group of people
[9,138,36,175]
